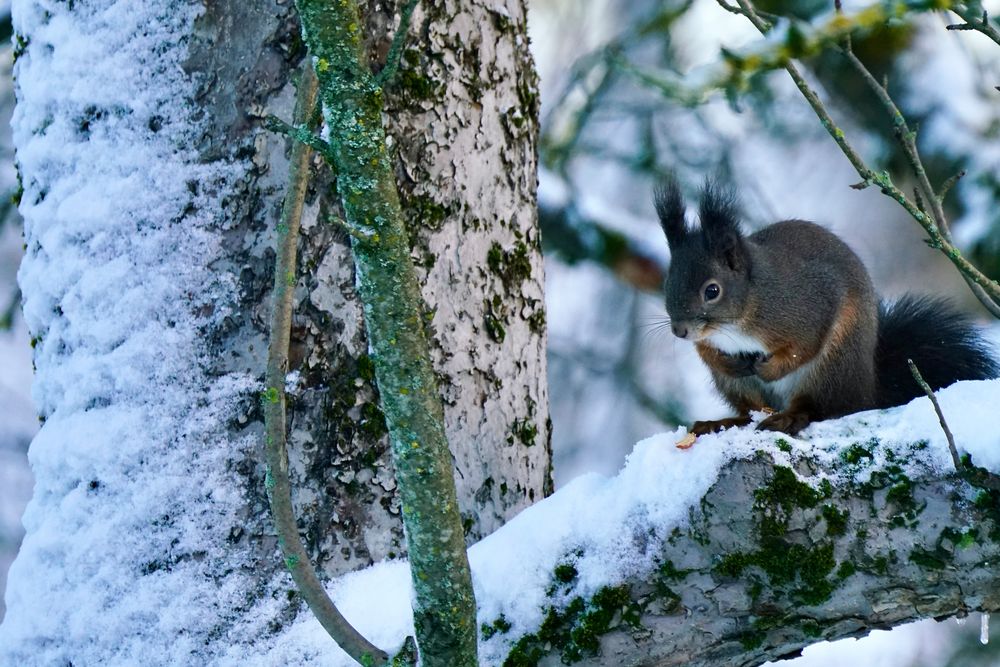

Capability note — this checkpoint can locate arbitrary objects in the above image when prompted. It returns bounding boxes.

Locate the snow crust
[247,378,1000,666]
[0,1,257,664]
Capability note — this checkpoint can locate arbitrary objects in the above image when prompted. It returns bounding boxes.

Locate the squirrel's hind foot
[757,410,811,436]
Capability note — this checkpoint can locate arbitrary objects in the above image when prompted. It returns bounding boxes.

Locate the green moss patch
[714,466,846,607]
[502,585,641,666]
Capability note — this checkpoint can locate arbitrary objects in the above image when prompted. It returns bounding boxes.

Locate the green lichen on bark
[293,1,477,664]
[714,466,844,607]
[502,584,642,666]
[263,65,389,664]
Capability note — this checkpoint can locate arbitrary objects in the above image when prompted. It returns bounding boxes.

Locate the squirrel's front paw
[719,352,762,378]
[691,415,752,435]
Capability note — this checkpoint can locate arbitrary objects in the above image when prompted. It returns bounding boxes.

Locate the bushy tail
[876,295,998,408]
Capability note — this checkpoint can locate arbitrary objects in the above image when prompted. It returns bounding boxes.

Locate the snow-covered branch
[276,379,1000,667]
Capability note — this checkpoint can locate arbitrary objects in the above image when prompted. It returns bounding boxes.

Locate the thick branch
[497,452,1000,666]
[293,1,478,666]
[329,416,1000,667]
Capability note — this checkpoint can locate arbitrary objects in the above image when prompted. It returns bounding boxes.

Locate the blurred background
[2,0,1000,664]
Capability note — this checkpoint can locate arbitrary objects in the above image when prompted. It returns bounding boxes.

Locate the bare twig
[908,358,961,471]
[264,66,391,666]
[938,169,966,202]
[264,114,334,160]
[729,0,1000,317]
[948,5,1000,46]
[836,45,1000,317]
[375,0,420,87]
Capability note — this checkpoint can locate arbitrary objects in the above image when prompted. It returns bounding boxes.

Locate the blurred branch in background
[539,193,665,292]
[606,0,1000,315]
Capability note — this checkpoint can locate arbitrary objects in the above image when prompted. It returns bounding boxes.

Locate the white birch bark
[0,0,546,662]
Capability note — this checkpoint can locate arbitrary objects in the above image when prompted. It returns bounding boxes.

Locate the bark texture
[194,0,548,578]
[293,0,481,662]
[1,0,546,662]
[274,0,550,578]
[503,454,1000,667]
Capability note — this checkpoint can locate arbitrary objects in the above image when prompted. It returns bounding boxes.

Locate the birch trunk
[0,0,546,662]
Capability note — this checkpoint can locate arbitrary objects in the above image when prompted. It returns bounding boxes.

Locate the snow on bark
[0,1,264,664]
[1,0,548,662]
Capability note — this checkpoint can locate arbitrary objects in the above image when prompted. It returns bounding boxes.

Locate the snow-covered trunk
[0,0,545,663]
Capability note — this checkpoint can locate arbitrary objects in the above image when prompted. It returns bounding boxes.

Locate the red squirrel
[655,178,998,436]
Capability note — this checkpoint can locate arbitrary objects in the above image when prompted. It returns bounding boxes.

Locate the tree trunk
[0,0,546,662]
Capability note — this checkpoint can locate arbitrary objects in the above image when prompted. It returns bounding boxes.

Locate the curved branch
[263,65,390,665]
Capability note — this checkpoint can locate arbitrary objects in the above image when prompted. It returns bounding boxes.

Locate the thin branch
[375,0,420,87]
[728,0,1000,316]
[948,5,1000,46]
[264,114,334,160]
[908,359,961,471]
[839,50,947,234]
[0,287,18,330]
[938,169,966,202]
[263,65,391,666]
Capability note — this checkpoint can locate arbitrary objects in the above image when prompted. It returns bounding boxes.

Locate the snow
[1,0,996,664]
[243,377,1000,666]
[0,1,258,664]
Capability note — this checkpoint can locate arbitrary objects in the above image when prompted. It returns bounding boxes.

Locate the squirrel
[654,177,998,436]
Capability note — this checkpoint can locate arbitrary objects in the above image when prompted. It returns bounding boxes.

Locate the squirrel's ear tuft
[654,176,687,248]
[699,179,747,271]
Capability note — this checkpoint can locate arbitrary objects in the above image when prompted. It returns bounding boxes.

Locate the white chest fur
[702,324,769,355]
[765,360,815,409]
[702,324,814,410]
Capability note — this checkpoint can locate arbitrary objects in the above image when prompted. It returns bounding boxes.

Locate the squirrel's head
[655,177,751,341]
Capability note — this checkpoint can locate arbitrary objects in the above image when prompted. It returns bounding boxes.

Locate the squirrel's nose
[671,323,689,339]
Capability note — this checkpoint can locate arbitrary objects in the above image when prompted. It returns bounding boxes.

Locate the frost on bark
[0,0,545,663]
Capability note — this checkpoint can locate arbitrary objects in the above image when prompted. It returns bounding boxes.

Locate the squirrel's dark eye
[704,282,721,302]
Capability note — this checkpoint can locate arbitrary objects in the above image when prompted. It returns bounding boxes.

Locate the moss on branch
[293,0,478,665]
